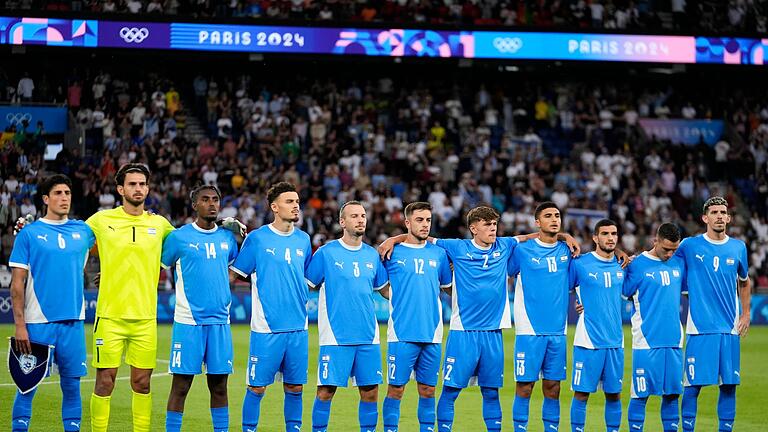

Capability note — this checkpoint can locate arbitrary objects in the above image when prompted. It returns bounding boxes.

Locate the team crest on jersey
[516,352,525,359]
[366,262,374,269]
[560,255,568,262]
[726,258,735,265]
[492,251,501,258]
[174,343,182,349]
[687,357,696,364]
[575,362,584,369]
[220,242,229,250]
[616,272,623,279]
[148,228,157,235]
[321,355,330,361]
[445,357,455,364]
[250,356,258,362]
[388,355,396,361]
[673,270,680,277]
[429,259,437,267]
[635,368,645,375]
[95,339,104,346]
[72,233,81,239]
[296,249,304,257]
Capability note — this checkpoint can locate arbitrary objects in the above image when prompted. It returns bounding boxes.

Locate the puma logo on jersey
[37,234,48,242]
[17,419,29,425]
[531,257,541,264]
[395,259,406,266]
[189,243,200,250]
[108,225,115,231]
[70,421,80,428]
[517,425,528,430]
[645,272,655,279]
[695,254,705,262]
[632,425,642,430]
[589,272,598,280]
[335,261,344,269]
[265,248,276,255]
[466,253,473,260]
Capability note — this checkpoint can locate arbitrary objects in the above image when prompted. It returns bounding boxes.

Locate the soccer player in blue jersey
[9,174,96,432]
[508,202,573,432]
[568,219,625,432]
[382,202,453,432]
[305,201,389,432]
[623,223,686,432]
[230,182,312,432]
[676,197,750,432]
[161,185,239,432]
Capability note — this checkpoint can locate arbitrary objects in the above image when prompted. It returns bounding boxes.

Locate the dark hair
[115,163,150,186]
[656,223,681,242]
[534,201,560,220]
[702,196,729,215]
[404,202,432,218]
[466,206,500,227]
[39,174,72,197]
[189,184,221,203]
[267,182,297,204]
[593,218,619,235]
[339,200,364,219]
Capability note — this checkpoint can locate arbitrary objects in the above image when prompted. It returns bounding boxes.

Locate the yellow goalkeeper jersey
[86,207,174,319]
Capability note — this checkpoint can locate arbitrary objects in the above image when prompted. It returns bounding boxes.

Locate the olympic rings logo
[119,27,150,43]
[0,296,12,313]
[5,113,32,124]
[493,37,524,54]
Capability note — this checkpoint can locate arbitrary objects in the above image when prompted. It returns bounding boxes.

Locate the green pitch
[1,324,766,431]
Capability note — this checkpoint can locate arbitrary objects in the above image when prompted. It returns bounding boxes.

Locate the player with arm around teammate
[676,197,751,432]
[568,219,625,432]
[9,174,95,432]
[162,185,238,432]
[305,201,389,432]
[623,223,686,432]
[381,202,453,432]
[229,182,312,432]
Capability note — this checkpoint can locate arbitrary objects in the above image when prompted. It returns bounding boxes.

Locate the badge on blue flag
[7,337,54,394]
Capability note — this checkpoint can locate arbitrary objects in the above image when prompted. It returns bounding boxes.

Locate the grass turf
[1,324,766,431]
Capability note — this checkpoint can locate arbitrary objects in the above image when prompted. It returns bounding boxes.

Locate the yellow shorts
[92,317,157,369]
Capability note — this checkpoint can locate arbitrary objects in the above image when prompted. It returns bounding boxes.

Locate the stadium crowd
[1,0,767,34]
[1,64,767,289]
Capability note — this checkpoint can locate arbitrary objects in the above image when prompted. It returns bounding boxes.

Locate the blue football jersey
[508,239,572,336]
[434,237,517,331]
[569,252,625,349]
[675,234,749,335]
[8,219,95,323]
[231,224,312,333]
[623,252,685,349]
[385,242,452,343]
[305,239,388,346]
[161,223,238,325]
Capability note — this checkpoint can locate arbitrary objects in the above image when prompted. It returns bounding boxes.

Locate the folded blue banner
[0,105,68,134]
[3,289,765,325]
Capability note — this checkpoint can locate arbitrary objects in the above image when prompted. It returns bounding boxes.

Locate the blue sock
[570,397,587,432]
[383,397,401,431]
[627,397,647,431]
[312,397,331,432]
[436,386,461,432]
[661,396,679,432]
[284,391,302,432]
[481,387,502,431]
[60,376,81,431]
[418,396,436,432]
[605,399,622,432]
[242,390,264,432]
[359,400,378,432]
[543,396,560,431]
[512,395,530,430]
[12,389,35,432]
[681,386,701,432]
[718,385,736,432]
[211,406,228,432]
[166,411,183,432]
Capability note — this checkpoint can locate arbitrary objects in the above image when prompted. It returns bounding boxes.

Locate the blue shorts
[514,334,567,382]
[248,330,308,386]
[684,334,740,386]
[317,344,382,387]
[169,323,233,375]
[443,330,503,389]
[631,348,683,398]
[27,321,86,377]
[387,342,441,387]
[572,346,624,394]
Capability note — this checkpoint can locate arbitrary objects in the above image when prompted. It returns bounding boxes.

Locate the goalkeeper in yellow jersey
[86,163,174,432]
